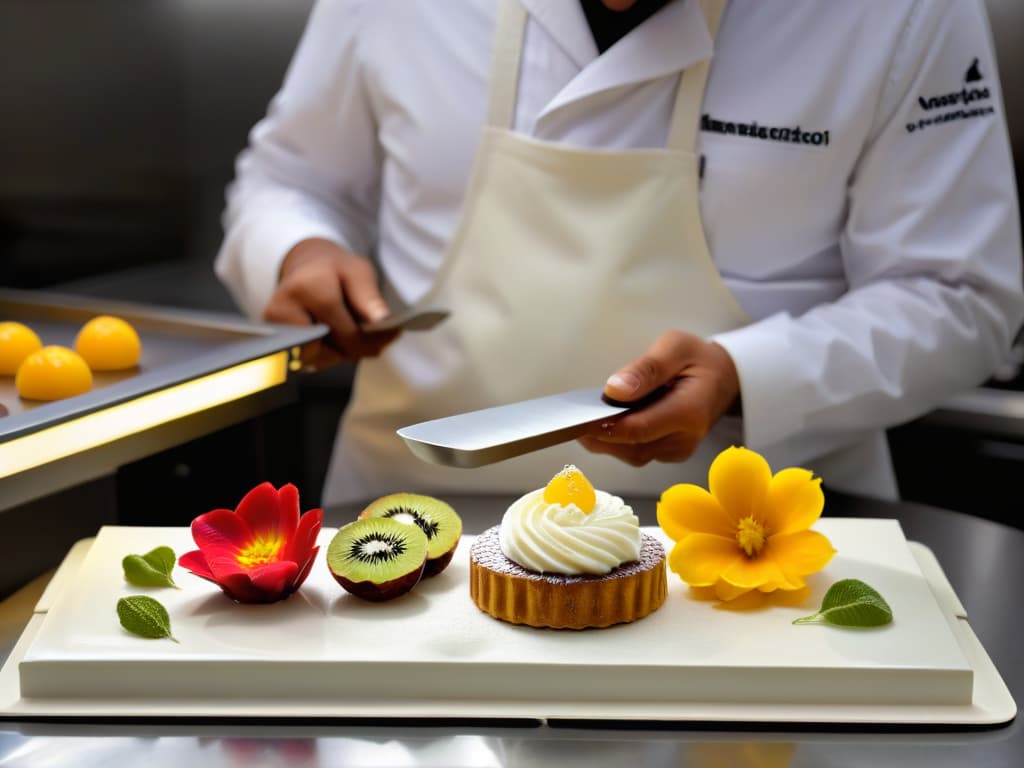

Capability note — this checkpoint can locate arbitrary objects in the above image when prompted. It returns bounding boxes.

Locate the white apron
[325,0,756,506]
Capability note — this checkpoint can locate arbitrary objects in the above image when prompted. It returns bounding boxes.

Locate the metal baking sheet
[0,287,327,442]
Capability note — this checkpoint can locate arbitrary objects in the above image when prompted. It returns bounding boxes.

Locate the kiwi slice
[359,493,463,578]
[327,517,428,602]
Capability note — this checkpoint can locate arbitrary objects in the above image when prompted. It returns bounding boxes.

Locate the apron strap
[487,0,727,153]
[486,0,528,128]
[666,0,727,153]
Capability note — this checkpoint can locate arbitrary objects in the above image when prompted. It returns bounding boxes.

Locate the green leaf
[122,546,179,588]
[793,578,893,628]
[117,596,178,642]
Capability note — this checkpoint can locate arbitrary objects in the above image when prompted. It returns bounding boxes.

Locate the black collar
[579,0,674,54]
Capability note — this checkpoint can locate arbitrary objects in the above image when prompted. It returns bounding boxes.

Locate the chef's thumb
[339,258,390,324]
[604,332,691,403]
[604,357,666,404]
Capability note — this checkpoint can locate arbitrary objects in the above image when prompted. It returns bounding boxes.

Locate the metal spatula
[397,386,656,468]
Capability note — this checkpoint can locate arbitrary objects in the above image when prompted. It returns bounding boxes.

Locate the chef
[216,0,1023,506]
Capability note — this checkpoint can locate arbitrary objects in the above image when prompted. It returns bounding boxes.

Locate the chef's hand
[264,238,399,369]
[578,330,741,466]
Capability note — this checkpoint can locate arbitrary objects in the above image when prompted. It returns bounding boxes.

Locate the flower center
[236,535,283,569]
[735,516,767,558]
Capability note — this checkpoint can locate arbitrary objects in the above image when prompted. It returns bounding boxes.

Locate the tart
[469,465,667,629]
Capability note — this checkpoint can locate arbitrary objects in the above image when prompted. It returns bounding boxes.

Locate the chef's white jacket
[216,0,1024,496]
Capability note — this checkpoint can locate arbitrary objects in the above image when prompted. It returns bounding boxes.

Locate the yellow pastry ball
[74,315,142,371]
[16,346,94,401]
[0,321,43,376]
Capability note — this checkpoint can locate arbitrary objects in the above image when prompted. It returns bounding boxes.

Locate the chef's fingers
[603,330,697,403]
[337,256,390,325]
[269,240,357,344]
[577,432,699,466]
[326,255,406,357]
[299,340,344,372]
[588,335,740,449]
[586,376,711,445]
[263,289,336,369]
[350,326,401,358]
[268,238,401,361]
[298,334,394,373]
[263,289,316,327]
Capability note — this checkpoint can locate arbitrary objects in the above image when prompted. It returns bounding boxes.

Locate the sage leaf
[117,596,179,642]
[793,578,893,628]
[122,546,179,588]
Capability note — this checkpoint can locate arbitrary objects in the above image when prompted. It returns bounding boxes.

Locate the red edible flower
[179,482,323,604]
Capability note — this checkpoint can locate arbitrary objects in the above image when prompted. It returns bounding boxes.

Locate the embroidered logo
[701,114,830,147]
[965,57,982,83]
[906,59,994,133]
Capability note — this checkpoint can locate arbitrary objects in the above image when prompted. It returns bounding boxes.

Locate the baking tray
[0,520,1015,725]
[0,287,326,442]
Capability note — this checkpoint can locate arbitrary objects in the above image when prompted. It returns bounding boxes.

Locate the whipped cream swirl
[498,488,642,575]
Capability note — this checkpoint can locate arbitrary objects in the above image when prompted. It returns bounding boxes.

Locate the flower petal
[757,575,807,593]
[658,483,735,540]
[766,530,836,579]
[687,585,719,602]
[708,446,772,523]
[292,546,320,590]
[763,467,824,535]
[178,549,214,580]
[667,533,744,587]
[214,572,267,603]
[720,550,792,589]
[713,580,752,601]
[191,508,253,554]
[276,483,301,534]
[203,551,251,582]
[236,482,297,539]
[248,560,299,596]
[284,508,323,565]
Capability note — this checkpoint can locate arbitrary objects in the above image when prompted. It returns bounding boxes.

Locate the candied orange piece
[543,464,596,514]
[16,346,93,401]
[74,315,142,371]
[0,321,43,376]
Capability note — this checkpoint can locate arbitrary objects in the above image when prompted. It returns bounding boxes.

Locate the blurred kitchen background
[1,0,1022,555]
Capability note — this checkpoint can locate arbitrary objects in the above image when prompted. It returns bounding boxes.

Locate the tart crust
[469,525,666,629]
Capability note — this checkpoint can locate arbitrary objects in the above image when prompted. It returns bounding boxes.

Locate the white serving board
[0,519,1016,724]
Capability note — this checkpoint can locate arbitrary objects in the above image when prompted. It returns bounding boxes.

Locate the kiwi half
[327,517,428,602]
[358,493,463,577]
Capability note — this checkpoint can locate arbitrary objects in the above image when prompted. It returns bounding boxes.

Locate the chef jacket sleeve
[214,0,381,321]
[712,0,1024,457]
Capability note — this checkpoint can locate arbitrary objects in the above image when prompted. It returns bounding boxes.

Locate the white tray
[0,520,1015,725]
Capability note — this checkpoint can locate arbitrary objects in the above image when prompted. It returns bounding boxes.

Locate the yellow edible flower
[657,446,835,602]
